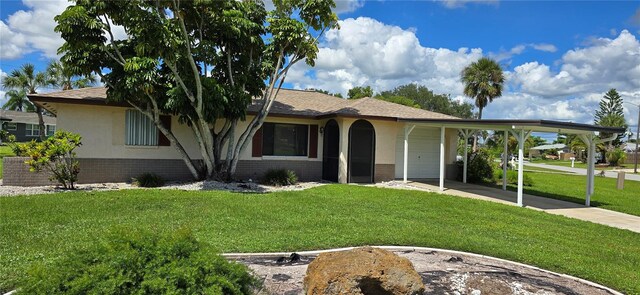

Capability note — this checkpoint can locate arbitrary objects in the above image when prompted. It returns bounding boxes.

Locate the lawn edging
[224,245,623,295]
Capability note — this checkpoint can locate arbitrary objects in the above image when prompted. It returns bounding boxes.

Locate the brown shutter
[158,115,172,146]
[309,124,318,158]
[252,127,263,157]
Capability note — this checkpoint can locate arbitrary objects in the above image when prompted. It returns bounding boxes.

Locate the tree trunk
[36,106,46,141]
[473,107,483,151]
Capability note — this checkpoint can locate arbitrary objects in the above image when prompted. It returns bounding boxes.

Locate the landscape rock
[303,247,425,295]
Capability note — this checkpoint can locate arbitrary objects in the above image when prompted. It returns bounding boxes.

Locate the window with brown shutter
[252,127,263,157]
[309,125,318,158]
[158,115,172,146]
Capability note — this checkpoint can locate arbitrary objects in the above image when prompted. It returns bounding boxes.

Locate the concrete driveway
[406,180,640,234]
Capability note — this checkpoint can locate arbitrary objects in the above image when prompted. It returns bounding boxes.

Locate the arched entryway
[322,119,340,182]
[348,120,376,183]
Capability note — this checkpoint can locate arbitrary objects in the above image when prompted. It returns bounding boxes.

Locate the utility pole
[627,101,640,174]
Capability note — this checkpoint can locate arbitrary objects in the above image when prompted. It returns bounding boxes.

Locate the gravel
[0,180,326,197]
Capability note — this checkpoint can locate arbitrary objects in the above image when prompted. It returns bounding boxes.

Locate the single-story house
[0,110,56,142]
[529,143,575,160]
[4,87,625,208]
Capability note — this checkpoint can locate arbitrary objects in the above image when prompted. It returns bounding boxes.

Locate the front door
[348,120,375,183]
[322,120,339,182]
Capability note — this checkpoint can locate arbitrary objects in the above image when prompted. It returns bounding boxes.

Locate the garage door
[395,127,441,179]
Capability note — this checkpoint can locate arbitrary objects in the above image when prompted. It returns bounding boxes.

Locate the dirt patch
[231,248,618,295]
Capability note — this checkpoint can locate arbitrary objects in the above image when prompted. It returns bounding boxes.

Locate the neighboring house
[529,143,574,160]
[4,87,625,195]
[0,110,56,142]
[622,142,638,152]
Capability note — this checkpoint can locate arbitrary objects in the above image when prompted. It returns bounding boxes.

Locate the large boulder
[303,247,425,295]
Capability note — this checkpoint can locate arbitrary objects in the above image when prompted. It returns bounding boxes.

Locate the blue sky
[1,0,640,142]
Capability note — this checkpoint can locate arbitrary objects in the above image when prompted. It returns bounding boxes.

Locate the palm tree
[2,89,35,112]
[1,63,50,140]
[461,57,505,150]
[46,60,96,90]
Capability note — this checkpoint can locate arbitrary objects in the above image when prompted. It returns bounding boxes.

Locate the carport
[399,119,625,207]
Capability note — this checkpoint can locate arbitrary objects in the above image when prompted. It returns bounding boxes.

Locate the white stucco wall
[55,103,324,162]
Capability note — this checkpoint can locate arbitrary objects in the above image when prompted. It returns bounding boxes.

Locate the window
[26,124,40,137]
[4,123,16,131]
[125,110,158,146]
[46,125,56,136]
[262,123,308,156]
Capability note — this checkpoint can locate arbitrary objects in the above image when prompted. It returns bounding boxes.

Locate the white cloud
[288,17,483,96]
[511,30,640,98]
[439,0,499,9]
[0,68,7,107]
[287,18,640,127]
[530,43,557,52]
[489,43,557,63]
[1,0,70,60]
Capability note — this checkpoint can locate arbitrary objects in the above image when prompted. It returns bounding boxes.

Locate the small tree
[21,131,82,189]
[347,86,374,99]
[595,89,627,145]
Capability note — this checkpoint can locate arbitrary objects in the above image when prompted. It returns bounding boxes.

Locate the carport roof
[397,118,626,135]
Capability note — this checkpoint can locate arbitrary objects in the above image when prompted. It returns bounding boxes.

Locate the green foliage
[19,228,258,295]
[460,58,504,119]
[45,60,96,90]
[20,131,81,189]
[594,89,627,146]
[261,168,298,186]
[377,83,475,118]
[133,172,166,187]
[2,185,640,293]
[2,89,34,112]
[494,169,534,186]
[348,86,373,99]
[54,0,339,179]
[606,148,627,166]
[457,149,494,183]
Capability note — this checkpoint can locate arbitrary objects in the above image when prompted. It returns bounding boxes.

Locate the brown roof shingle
[29,87,459,120]
[0,110,56,125]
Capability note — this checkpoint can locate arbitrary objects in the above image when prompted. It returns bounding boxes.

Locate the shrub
[456,149,494,183]
[19,228,259,295]
[262,168,298,186]
[606,148,627,166]
[20,131,81,189]
[133,172,166,187]
[494,169,534,186]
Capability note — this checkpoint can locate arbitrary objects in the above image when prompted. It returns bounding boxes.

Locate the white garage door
[394,127,441,179]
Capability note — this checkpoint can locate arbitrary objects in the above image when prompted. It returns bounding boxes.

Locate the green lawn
[529,158,631,171]
[499,171,640,216]
[1,185,639,293]
[0,145,15,178]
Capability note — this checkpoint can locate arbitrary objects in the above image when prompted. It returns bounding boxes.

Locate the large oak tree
[55,0,338,180]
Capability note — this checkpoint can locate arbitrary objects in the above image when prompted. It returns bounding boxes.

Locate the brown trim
[308,124,318,158]
[252,126,263,157]
[29,96,131,108]
[158,115,171,146]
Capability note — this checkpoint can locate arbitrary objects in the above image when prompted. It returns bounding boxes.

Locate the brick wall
[374,164,395,182]
[3,157,323,186]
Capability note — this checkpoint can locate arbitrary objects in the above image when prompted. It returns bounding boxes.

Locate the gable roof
[0,110,56,125]
[29,87,459,120]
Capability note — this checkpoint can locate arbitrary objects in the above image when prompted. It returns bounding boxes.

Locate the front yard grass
[1,185,639,293]
[501,171,640,217]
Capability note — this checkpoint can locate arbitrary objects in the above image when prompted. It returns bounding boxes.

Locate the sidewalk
[524,162,640,181]
[407,180,640,234]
